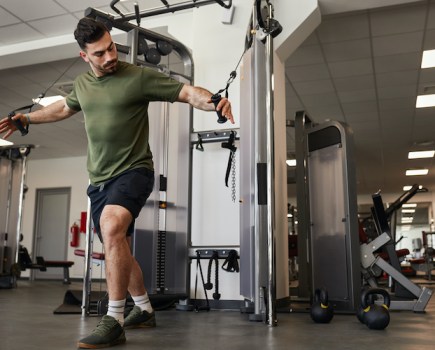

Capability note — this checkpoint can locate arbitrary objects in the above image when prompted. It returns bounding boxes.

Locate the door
[33,187,71,280]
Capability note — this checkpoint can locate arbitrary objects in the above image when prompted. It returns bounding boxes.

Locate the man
[0,17,234,349]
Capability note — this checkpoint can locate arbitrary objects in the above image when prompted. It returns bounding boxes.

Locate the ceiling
[286,0,435,198]
[1,0,435,203]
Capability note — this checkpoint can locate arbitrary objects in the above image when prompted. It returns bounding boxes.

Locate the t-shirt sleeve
[65,83,82,111]
[141,68,184,103]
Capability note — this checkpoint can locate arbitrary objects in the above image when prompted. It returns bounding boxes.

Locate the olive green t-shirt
[66,61,184,185]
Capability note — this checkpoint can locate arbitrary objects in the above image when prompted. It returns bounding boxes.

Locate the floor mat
[53,290,107,314]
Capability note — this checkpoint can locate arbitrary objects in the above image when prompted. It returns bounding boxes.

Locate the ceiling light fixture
[401,209,416,213]
[286,159,296,167]
[403,185,423,191]
[406,169,429,176]
[33,95,64,107]
[402,203,417,208]
[416,94,435,108]
[0,139,13,146]
[408,150,435,159]
[421,49,435,68]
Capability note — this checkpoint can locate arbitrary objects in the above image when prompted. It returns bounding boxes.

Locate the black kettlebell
[360,288,390,330]
[310,288,334,323]
[356,288,374,324]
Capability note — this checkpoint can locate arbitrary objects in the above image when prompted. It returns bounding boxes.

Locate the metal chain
[231,151,236,203]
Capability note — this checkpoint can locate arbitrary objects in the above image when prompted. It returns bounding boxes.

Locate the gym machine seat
[74,249,105,264]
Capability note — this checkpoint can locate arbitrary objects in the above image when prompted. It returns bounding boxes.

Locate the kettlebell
[356,288,374,324]
[360,288,390,330]
[310,288,334,323]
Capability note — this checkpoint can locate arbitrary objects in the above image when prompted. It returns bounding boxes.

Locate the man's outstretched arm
[177,84,235,124]
[0,99,77,139]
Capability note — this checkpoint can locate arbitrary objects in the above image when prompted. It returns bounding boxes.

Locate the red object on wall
[80,211,87,233]
[70,223,80,247]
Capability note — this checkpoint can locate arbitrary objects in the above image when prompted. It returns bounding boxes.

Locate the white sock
[107,299,126,325]
[132,293,153,313]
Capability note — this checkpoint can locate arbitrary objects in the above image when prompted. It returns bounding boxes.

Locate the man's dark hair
[74,17,109,50]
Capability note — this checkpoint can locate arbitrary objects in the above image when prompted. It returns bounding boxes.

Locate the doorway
[33,187,71,280]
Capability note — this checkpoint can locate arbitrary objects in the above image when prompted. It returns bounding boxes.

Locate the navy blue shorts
[87,167,154,240]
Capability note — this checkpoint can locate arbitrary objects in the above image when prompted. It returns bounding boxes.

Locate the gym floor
[1,279,435,350]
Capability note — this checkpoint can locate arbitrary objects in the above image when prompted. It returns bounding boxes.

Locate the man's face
[80,31,118,77]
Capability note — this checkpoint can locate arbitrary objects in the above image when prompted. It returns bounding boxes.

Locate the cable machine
[294,111,360,313]
[239,0,285,326]
[0,145,33,289]
[82,0,233,316]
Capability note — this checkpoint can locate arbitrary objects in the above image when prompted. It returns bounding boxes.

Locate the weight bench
[18,246,74,284]
[74,249,105,265]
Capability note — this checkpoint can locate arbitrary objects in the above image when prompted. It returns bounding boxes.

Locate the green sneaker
[77,315,126,349]
[123,306,156,329]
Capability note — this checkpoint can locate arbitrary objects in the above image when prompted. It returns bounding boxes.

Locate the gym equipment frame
[410,231,435,280]
[360,192,433,312]
[0,144,33,288]
[109,0,232,23]
[294,112,361,313]
[239,1,287,326]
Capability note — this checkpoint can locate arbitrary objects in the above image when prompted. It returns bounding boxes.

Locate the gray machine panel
[306,121,360,312]
[239,43,268,301]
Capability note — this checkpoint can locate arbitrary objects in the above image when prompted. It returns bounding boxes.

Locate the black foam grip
[211,93,227,124]
[8,112,28,136]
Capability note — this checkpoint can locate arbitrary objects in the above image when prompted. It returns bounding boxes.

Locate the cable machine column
[240,0,282,326]
[264,1,277,327]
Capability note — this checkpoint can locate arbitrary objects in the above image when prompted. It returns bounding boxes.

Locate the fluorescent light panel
[286,159,296,167]
[402,203,417,208]
[402,209,416,213]
[403,185,423,191]
[421,49,435,68]
[0,139,13,146]
[33,95,64,107]
[406,169,429,176]
[416,94,435,108]
[408,150,435,159]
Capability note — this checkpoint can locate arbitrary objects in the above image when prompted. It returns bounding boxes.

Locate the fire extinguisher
[70,222,80,247]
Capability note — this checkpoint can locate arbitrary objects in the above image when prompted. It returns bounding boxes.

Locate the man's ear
[79,50,89,63]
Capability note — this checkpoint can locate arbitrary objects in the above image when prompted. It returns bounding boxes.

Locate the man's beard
[102,59,118,74]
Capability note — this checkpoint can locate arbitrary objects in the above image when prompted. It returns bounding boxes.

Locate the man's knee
[100,205,132,241]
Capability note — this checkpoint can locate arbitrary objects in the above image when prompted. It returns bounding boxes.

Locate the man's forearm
[27,99,77,124]
[177,85,215,111]
[177,84,235,124]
